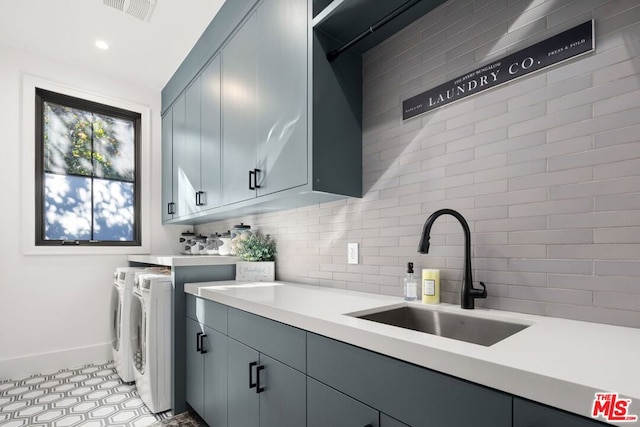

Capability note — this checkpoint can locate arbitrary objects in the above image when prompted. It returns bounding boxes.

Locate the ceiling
[0,0,226,90]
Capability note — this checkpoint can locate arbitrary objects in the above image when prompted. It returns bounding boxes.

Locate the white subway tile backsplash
[510,167,593,191]
[548,75,640,113]
[594,89,640,117]
[509,104,592,138]
[548,244,640,260]
[594,292,640,312]
[546,304,640,328]
[508,136,592,164]
[197,0,640,327]
[549,211,640,229]
[594,193,640,211]
[476,188,547,208]
[508,259,593,275]
[548,274,640,294]
[508,75,591,111]
[474,159,546,184]
[508,198,593,218]
[595,261,640,277]
[594,227,640,244]
[475,102,547,134]
[548,106,640,143]
[509,229,593,245]
[550,176,640,200]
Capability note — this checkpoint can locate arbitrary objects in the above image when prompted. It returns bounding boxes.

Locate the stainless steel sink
[353,306,529,346]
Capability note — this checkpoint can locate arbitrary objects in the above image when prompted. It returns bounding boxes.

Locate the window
[35,88,142,246]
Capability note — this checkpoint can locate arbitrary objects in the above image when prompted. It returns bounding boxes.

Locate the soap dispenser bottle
[404,262,419,301]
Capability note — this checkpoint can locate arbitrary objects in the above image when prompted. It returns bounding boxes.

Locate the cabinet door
[185,318,204,416]
[161,111,174,222]
[227,338,259,427]
[203,326,228,427]
[308,377,378,427]
[259,354,306,427]
[256,0,308,196]
[308,333,511,427]
[380,413,409,427]
[200,55,222,211]
[514,397,609,427]
[171,93,187,217]
[222,13,258,206]
[183,78,202,216]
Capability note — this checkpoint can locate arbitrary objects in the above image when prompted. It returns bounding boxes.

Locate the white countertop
[128,254,239,267]
[186,280,640,425]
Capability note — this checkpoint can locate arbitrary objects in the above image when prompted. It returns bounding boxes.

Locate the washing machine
[111,267,155,383]
[130,272,173,414]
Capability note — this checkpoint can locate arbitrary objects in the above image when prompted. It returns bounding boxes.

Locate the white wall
[0,42,183,380]
[198,0,640,329]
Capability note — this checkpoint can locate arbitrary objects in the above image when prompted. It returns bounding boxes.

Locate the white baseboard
[0,343,112,381]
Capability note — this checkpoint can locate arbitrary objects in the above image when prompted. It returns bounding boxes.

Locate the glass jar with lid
[230,223,252,256]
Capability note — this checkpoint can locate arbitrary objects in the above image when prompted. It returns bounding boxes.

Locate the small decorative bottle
[404,262,419,301]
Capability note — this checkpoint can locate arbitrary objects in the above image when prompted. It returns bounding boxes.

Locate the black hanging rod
[326,0,423,62]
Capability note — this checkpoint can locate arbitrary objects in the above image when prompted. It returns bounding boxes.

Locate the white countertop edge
[128,254,239,267]
[185,281,639,426]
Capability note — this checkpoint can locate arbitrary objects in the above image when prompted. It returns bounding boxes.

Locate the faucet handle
[471,281,487,298]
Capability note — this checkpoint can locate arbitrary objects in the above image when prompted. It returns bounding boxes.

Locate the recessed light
[95,40,110,50]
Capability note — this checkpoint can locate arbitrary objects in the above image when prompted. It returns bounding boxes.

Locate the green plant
[236,233,276,262]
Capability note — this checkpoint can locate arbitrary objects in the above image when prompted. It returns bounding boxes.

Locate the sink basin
[353,306,529,346]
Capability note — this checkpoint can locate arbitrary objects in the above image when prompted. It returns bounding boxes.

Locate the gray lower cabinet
[307,377,378,427]
[227,308,307,427]
[380,414,410,427]
[185,318,228,427]
[228,338,307,427]
[513,397,609,427]
[307,332,512,427]
[187,299,600,427]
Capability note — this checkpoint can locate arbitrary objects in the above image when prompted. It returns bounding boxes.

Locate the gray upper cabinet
[161,0,363,224]
[183,77,201,217]
[255,0,307,197]
[200,56,222,211]
[171,94,187,218]
[161,111,174,221]
[221,12,259,207]
[163,55,223,221]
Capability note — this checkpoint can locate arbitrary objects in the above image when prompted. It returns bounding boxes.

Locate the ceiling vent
[103,0,157,22]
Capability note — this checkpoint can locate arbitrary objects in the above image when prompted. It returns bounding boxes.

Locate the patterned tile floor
[0,361,171,427]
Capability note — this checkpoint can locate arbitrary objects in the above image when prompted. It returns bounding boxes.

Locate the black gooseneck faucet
[418,209,487,309]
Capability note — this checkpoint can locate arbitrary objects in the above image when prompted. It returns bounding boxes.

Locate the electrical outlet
[348,242,359,264]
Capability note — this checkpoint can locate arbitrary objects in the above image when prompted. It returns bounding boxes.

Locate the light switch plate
[348,243,358,264]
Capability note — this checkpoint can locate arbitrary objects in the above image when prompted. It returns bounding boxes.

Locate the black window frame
[35,88,142,247]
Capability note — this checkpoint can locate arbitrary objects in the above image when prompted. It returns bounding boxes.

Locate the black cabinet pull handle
[254,168,261,189]
[256,365,265,393]
[196,332,203,353]
[249,361,257,388]
[249,170,255,190]
[195,191,206,206]
[199,333,207,354]
[167,202,176,215]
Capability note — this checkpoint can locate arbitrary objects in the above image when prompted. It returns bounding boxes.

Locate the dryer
[130,272,173,414]
[111,267,165,383]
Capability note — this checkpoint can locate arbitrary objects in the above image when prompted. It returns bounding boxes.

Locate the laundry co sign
[403,20,594,120]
